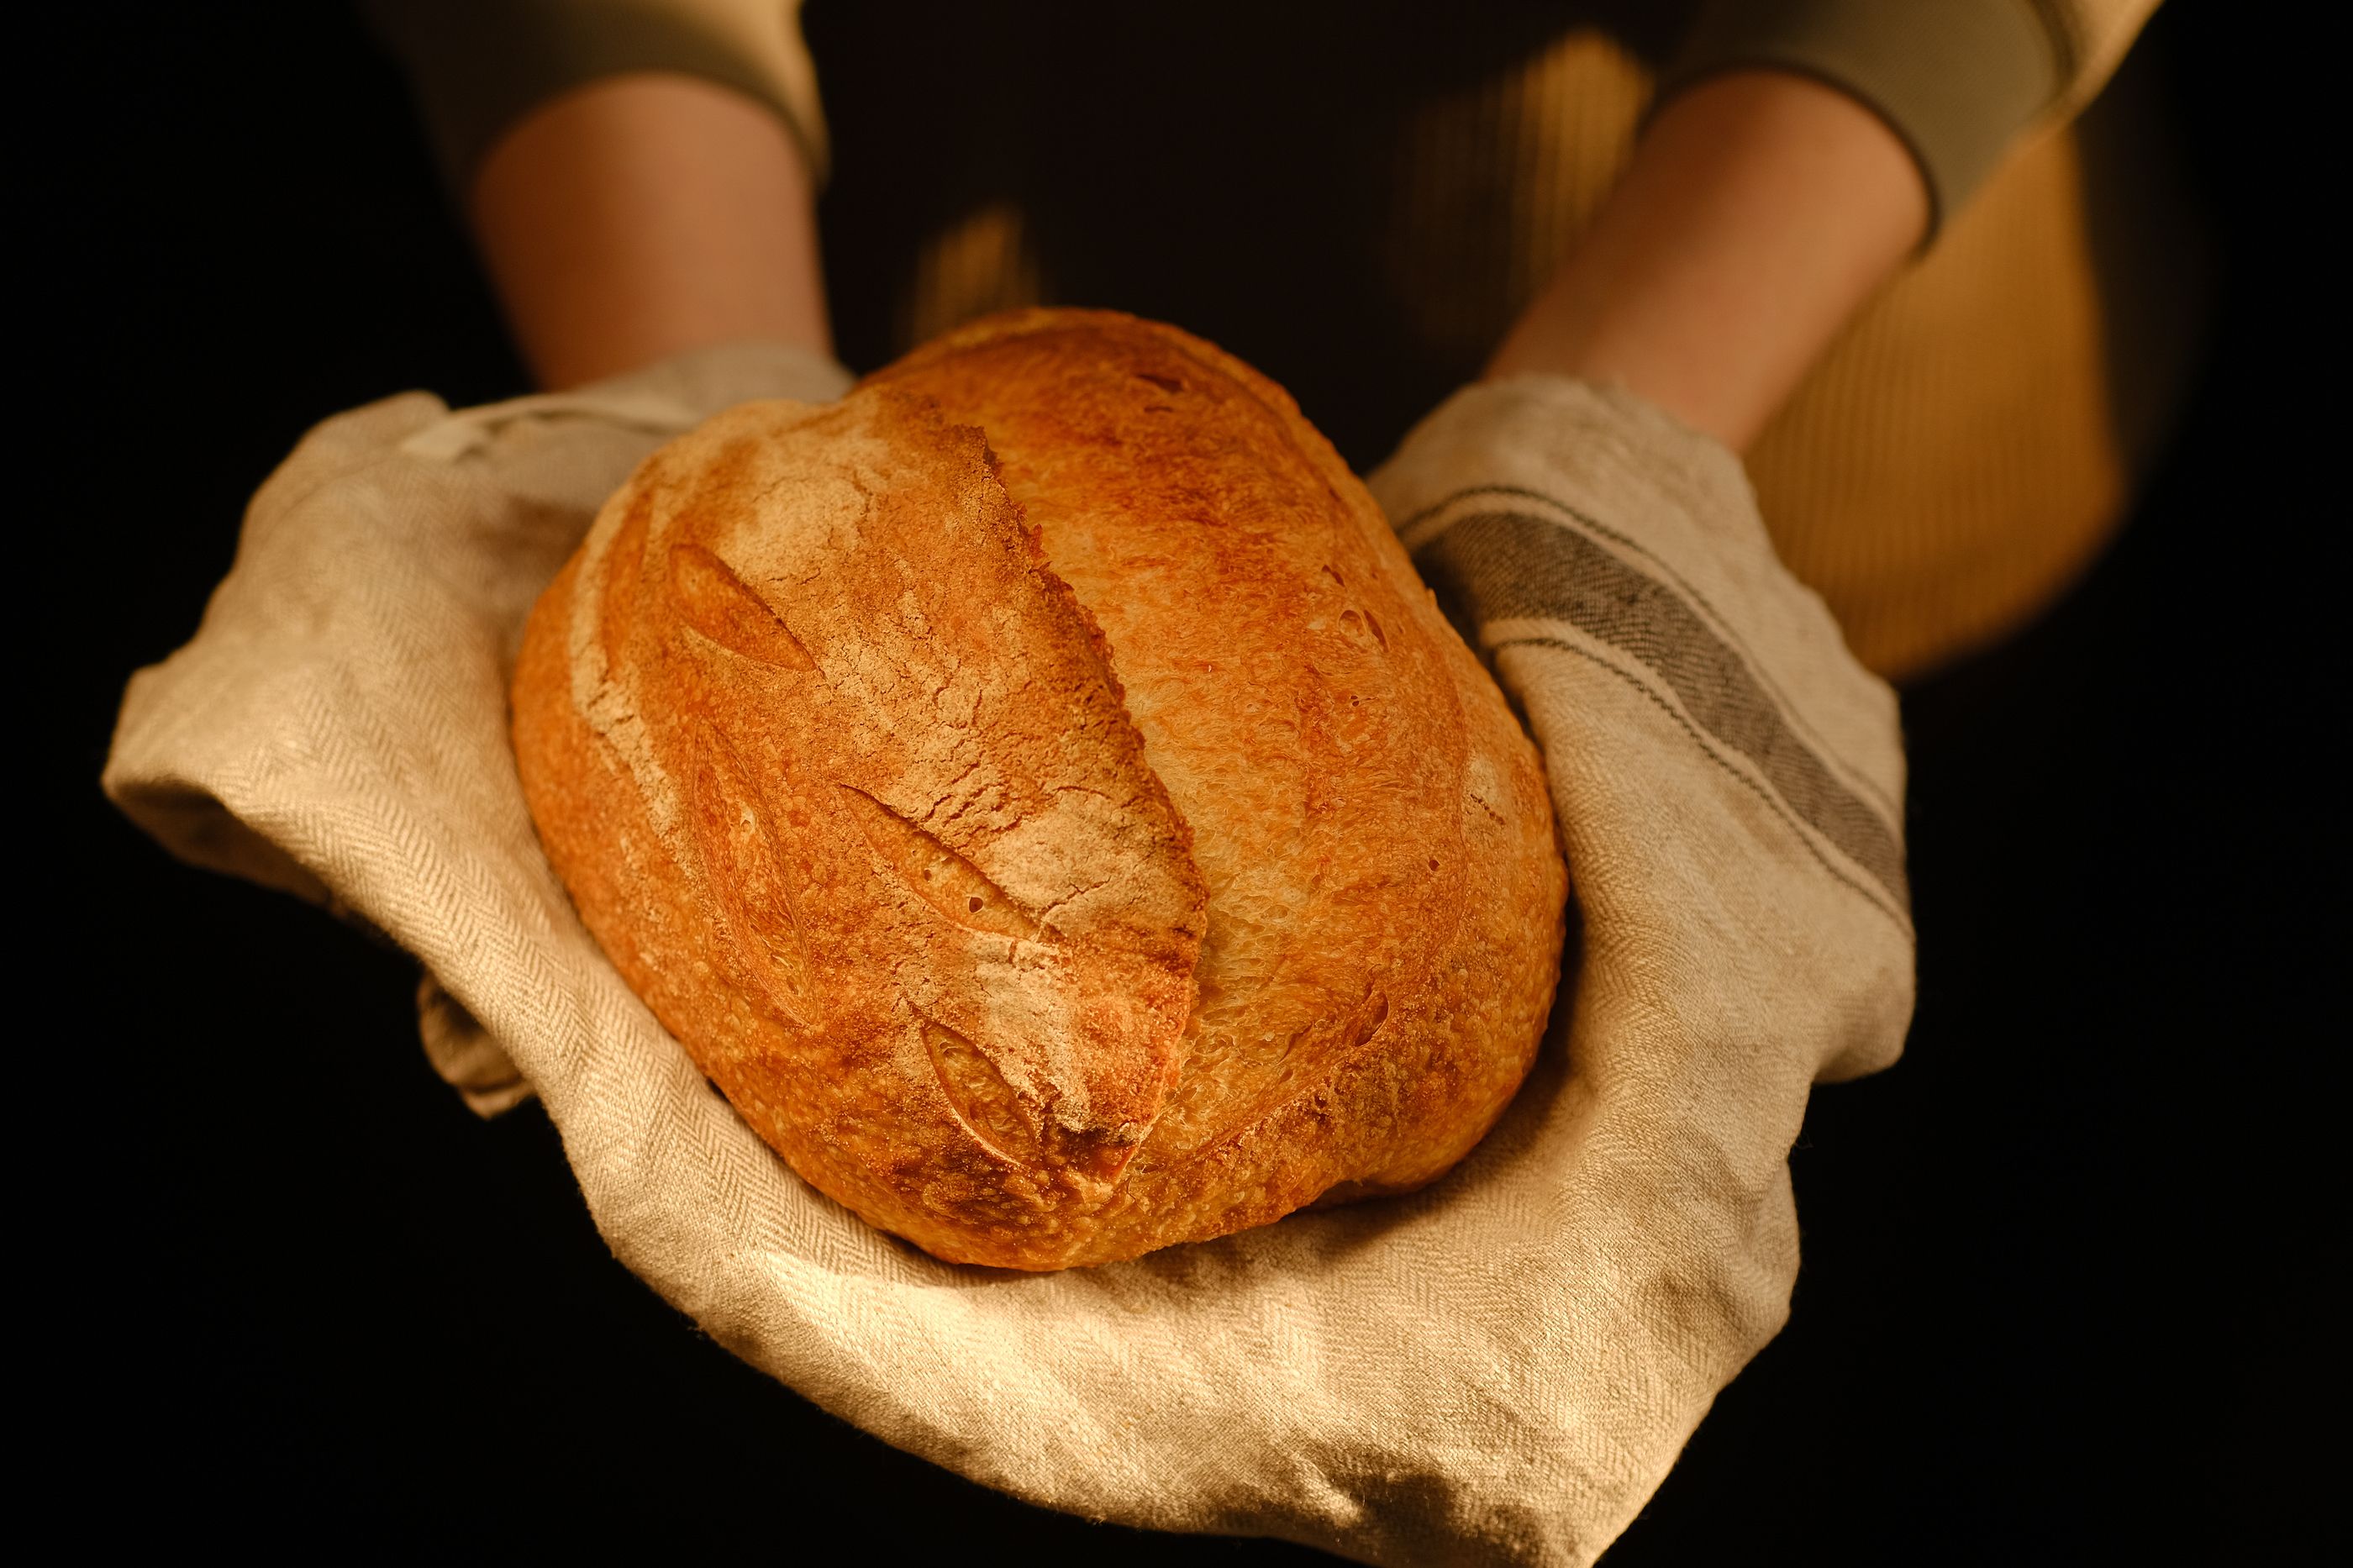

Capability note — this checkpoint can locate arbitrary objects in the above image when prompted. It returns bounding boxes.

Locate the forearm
[1487,69,1926,451]
[470,72,829,390]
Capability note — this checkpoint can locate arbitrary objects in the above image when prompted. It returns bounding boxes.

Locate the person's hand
[1345,76,1924,1539]
[106,337,853,1108]
[110,339,1908,1567]
[1359,366,1914,1555]
[1489,68,1926,451]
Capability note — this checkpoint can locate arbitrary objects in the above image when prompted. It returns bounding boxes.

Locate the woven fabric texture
[105,349,1913,1565]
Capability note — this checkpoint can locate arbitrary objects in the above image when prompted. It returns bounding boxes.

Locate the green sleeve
[1661,0,2061,236]
[362,0,825,196]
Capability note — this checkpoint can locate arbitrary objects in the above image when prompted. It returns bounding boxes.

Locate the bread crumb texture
[513,310,1565,1268]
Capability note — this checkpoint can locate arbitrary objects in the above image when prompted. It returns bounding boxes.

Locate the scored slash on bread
[513,310,1565,1269]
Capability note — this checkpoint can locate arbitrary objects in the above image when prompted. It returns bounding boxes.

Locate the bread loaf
[513,310,1566,1269]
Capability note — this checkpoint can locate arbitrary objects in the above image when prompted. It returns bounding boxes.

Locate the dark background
[43,4,2329,1560]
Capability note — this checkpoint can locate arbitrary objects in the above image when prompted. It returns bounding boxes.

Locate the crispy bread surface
[514,311,1565,1268]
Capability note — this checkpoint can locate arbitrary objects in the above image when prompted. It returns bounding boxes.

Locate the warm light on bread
[512,310,1566,1269]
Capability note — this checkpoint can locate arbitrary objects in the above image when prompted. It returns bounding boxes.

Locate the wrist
[471,73,832,390]
[1484,69,1924,451]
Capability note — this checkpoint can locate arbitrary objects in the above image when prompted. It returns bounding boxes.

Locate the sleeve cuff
[364,0,829,197]
[1659,0,2059,238]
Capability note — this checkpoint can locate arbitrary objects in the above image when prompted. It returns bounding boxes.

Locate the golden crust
[514,311,1565,1269]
